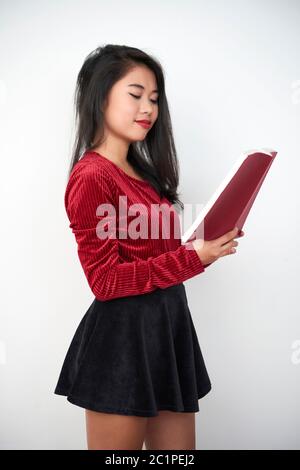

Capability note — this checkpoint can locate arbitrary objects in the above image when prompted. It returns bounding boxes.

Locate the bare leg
[144,410,196,450]
[85,409,148,450]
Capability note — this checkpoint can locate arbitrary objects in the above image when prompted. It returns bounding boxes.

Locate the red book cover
[182,148,278,249]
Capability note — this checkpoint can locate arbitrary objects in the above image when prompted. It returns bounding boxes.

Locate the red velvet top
[64,151,205,301]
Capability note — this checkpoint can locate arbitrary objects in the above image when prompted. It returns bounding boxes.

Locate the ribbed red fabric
[64,151,205,301]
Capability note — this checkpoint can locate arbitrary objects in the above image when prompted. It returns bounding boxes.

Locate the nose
[139,99,155,115]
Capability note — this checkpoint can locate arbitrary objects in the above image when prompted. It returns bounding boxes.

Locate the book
[181,148,278,249]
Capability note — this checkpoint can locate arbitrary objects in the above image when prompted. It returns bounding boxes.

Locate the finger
[219,227,239,245]
[220,246,237,257]
[220,239,238,253]
[227,245,237,255]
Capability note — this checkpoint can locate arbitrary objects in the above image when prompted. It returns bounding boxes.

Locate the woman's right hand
[192,227,245,266]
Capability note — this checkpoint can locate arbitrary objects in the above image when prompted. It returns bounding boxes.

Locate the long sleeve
[65,163,206,301]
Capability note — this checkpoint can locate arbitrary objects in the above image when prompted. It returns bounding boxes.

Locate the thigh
[144,410,196,450]
[85,409,148,450]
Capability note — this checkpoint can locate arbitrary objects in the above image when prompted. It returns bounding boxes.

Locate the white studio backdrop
[0,0,299,450]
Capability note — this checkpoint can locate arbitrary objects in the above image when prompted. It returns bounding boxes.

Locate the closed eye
[129,93,158,104]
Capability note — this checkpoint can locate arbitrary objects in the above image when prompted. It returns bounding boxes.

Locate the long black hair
[68,44,184,210]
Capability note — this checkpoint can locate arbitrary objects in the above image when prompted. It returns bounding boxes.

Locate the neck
[93,138,129,168]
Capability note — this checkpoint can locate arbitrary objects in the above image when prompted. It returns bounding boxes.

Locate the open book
[181,148,278,246]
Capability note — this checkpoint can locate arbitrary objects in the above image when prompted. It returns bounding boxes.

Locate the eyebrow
[127,83,159,93]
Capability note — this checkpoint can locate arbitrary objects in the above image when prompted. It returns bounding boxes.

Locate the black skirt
[54,283,212,417]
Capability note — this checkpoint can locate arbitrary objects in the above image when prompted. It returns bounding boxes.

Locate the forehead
[120,65,158,90]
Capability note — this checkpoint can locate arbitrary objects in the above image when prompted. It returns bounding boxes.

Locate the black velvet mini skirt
[54,283,212,417]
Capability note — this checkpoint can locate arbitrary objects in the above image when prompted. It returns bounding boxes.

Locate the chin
[128,132,147,142]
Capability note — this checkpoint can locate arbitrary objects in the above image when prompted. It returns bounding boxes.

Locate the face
[102,65,159,144]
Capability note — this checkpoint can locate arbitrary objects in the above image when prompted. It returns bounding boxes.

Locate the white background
[0,0,299,449]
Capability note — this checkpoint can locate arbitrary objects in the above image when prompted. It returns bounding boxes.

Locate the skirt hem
[54,381,212,417]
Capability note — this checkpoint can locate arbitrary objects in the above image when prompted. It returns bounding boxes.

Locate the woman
[54,44,243,450]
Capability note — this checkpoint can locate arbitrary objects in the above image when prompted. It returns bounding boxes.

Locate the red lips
[135,120,151,129]
[135,120,151,125]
